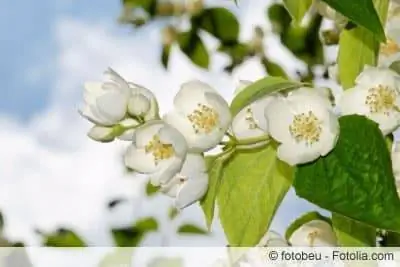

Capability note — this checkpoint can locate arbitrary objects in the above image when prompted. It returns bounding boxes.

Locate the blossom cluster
[79,61,400,209]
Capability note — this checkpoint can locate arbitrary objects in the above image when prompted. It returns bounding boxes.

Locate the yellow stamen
[365,84,399,115]
[144,135,175,164]
[187,103,219,134]
[289,111,322,145]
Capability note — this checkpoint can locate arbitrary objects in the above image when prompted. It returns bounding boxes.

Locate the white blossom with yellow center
[379,1,400,67]
[231,80,280,141]
[124,121,188,186]
[159,153,208,209]
[265,87,339,166]
[163,80,231,152]
[289,220,338,247]
[338,66,400,135]
[391,141,400,197]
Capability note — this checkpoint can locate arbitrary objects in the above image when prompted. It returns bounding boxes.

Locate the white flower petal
[204,92,232,129]
[128,82,160,120]
[277,142,321,166]
[265,98,294,143]
[96,91,128,123]
[175,171,208,209]
[158,125,188,158]
[231,108,266,139]
[87,126,114,142]
[356,66,400,89]
[134,121,164,148]
[118,129,136,141]
[119,118,140,128]
[124,145,157,173]
[163,111,198,146]
[370,112,400,135]
[150,157,184,186]
[318,112,340,156]
[250,95,278,132]
[257,230,288,247]
[173,80,216,115]
[337,86,370,116]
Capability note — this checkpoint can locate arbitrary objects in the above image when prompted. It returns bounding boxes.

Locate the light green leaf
[332,214,376,246]
[194,8,239,43]
[178,31,209,69]
[282,0,313,23]
[200,153,234,229]
[321,0,386,41]
[218,144,293,246]
[145,181,159,196]
[294,115,400,232]
[43,229,86,247]
[285,211,331,241]
[230,76,303,117]
[338,0,389,89]
[177,224,208,235]
[260,57,288,78]
[112,217,158,246]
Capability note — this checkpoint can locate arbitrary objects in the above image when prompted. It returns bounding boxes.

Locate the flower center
[289,111,322,145]
[365,84,398,115]
[380,38,400,56]
[307,229,320,247]
[187,103,219,134]
[245,107,259,130]
[144,135,175,164]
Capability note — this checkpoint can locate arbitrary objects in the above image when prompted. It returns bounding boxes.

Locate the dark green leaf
[230,76,302,117]
[218,144,293,246]
[294,115,400,232]
[267,4,292,35]
[43,229,86,247]
[178,31,209,69]
[123,0,157,16]
[177,224,208,235]
[194,8,239,44]
[321,0,385,40]
[283,0,313,23]
[146,181,159,196]
[332,214,376,246]
[389,61,400,75]
[161,44,171,69]
[382,231,400,246]
[112,217,158,246]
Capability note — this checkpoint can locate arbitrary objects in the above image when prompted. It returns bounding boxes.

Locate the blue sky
[0,0,327,248]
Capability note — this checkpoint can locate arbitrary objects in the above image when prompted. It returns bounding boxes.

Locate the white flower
[265,87,339,166]
[257,230,289,247]
[128,82,159,121]
[159,153,208,209]
[391,141,400,196]
[338,66,400,135]
[163,80,232,152]
[124,121,188,185]
[231,80,279,140]
[379,3,400,67]
[79,68,131,126]
[117,118,141,141]
[289,219,337,247]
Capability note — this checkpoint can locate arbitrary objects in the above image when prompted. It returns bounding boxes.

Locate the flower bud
[87,126,115,142]
[161,25,177,46]
[128,94,151,117]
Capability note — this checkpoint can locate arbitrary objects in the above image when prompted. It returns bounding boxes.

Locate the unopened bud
[128,94,151,117]
[162,25,177,46]
[88,126,114,142]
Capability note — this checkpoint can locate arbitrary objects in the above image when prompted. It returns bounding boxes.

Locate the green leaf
[260,57,288,78]
[218,144,293,246]
[294,115,400,232]
[267,4,292,35]
[321,0,386,40]
[145,181,159,196]
[382,231,400,246]
[177,224,208,235]
[282,0,313,23]
[230,76,302,117]
[177,31,209,69]
[200,154,233,229]
[338,0,389,89]
[332,214,376,246]
[285,211,331,241]
[123,0,157,16]
[43,229,86,247]
[194,8,239,43]
[112,217,158,246]
[161,44,171,69]
[389,60,400,75]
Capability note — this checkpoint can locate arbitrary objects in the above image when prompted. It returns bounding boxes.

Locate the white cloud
[0,0,323,248]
